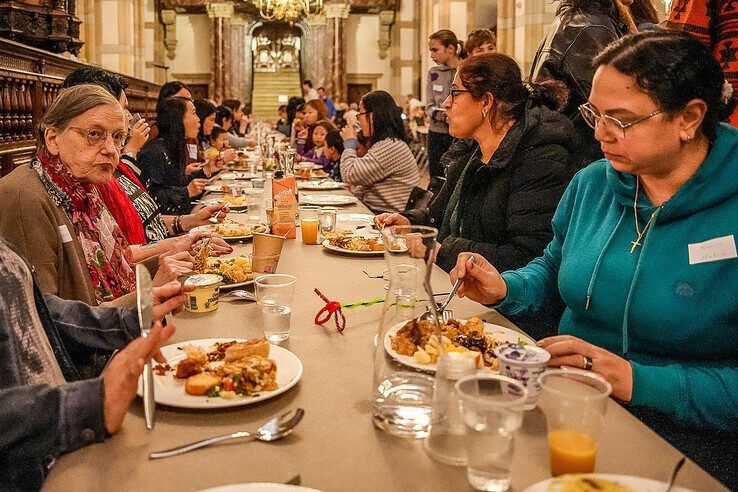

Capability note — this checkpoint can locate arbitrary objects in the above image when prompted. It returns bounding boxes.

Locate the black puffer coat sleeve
[435,142,572,273]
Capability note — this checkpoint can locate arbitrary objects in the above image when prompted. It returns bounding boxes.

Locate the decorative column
[324,3,350,102]
[229,15,249,103]
[161,9,178,60]
[302,15,328,90]
[207,2,235,102]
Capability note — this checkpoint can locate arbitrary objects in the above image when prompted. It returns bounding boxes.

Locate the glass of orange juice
[299,206,320,244]
[537,369,612,477]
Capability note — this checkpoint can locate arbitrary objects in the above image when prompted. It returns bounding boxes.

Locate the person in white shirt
[303,80,319,102]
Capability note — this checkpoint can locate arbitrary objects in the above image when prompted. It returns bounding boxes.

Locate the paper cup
[494,343,551,409]
[251,233,285,274]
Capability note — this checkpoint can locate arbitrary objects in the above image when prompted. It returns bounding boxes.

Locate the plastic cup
[318,207,338,235]
[251,233,285,274]
[255,274,296,343]
[243,188,263,222]
[537,369,612,477]
[455,374,528,491]
[299,206,320,245]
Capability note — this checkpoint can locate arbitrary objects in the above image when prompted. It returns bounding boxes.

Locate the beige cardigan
[0,164,136,307]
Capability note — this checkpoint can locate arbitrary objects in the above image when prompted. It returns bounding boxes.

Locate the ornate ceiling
[161,0,397,15]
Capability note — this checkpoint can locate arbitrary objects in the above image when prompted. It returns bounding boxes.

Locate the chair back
[404,186,434,211]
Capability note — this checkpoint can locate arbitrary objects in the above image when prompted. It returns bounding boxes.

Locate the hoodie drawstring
[620,207,662,357]
[584,208,627,311]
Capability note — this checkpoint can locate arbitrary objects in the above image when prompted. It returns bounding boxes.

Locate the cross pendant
[630,239,641,253]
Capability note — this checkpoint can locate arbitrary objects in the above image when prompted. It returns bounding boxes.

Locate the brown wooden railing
[0,38,161,176]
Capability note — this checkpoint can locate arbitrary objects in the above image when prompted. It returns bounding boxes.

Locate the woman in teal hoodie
[450,30,737,483]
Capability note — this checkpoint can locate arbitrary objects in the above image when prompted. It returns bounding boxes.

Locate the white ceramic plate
[295,163,322,170]
[191,223,267,242]
[201,198,249,210]
[321,239,384,256]
[300,194,357,206]
[205,185,224,193]
[296,181,344,191]
[201,484,322,492]
[335,213,375,230]
[523,474,693,492]
[138,338,303,409]
[220,172,259,180]
[384,319,535,373]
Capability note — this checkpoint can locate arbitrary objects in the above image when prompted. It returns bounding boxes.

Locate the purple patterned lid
[494,343,550,366]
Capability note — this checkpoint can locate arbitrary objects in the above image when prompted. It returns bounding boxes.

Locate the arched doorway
[249,22,304,120]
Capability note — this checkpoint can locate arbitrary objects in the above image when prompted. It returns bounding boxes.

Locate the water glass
[318,207,338,234]
[455,374,528,492]
[254,274,296,343]
[243,188,263,222]
[537,369,612,477]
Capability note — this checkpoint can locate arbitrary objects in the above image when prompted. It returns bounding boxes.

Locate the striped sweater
[340,138,420,213]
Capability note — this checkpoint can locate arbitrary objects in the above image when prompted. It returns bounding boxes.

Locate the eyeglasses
[449,88,470,103]
[579,102,662,138]
[66,126,128,150]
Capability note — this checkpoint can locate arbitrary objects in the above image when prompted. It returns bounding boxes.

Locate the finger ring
[583,355,593,371]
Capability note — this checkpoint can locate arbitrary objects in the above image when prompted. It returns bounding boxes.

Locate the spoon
[221,289,256,301]
[149,408,305,459]
[665,456,686,492]
[209,208,224,223]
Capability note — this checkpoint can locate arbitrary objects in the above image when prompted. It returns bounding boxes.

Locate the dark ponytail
[593,30,735,142]
[458,52,568,123]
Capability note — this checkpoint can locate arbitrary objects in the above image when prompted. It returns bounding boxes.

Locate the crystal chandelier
[254,0,324,24]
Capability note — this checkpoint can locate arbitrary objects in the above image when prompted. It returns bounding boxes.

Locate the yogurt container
[184,274,223,313]
[494,343,551,409]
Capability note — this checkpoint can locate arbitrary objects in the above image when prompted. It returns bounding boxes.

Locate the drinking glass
[537,369,612,477]
[255,274,296,343]
[318,207,338,235]
[455,374,528,492]
[299,205,320,244]
[373,225,441,438]
[243,188,263,222]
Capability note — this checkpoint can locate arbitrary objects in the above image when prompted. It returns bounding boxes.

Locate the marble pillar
[302,15,327,92]
[324,3,349,102]
[207,2,234,102]
[229,15,249,104]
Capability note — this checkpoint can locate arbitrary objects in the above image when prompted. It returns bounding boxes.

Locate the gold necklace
[631,178,660,253]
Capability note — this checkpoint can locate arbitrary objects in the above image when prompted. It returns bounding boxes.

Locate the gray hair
[39,84,123,151]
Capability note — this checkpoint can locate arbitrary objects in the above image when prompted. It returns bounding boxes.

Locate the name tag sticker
[432,84,444,92]
[187,143,198,160]
[58,225,73,243]
[688,235,737,265]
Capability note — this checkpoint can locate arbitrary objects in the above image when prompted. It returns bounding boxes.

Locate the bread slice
[224,338,269,361]
[185,372,223,395]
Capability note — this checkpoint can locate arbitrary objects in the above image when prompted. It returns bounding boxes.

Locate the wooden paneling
[0,38,160,176]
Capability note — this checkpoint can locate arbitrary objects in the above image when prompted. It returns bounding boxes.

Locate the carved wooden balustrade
[0,38,160,176]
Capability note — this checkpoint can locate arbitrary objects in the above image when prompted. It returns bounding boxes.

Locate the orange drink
[548,429,597,476]
[301,218,319,244]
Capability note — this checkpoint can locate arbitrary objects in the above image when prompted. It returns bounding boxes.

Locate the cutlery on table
[209,208,224,223]
[221,289,256,301]
[149,408,305,459]
[665,456,686,492]
[418,257,473,323]
[135,264,156,431]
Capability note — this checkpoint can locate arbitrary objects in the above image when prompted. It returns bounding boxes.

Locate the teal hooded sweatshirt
[496,123,738,431]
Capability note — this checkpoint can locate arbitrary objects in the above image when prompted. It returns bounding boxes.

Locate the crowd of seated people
[0,8,737,490]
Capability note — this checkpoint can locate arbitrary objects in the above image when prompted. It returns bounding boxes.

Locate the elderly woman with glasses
[0,85,185,309]
[449,32,738,486]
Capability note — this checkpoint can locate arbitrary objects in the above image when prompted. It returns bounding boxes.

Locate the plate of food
[335,213,375,230]
[385,317,535,373]
[192,220,268,241]
[296,180,344,191]
[300,194,357,206]
[220,171,259,181]
[204,184,224,193]
[523,474,693,492]
[140,338,303,409]
[321,231,402,256]
[198,255,254,288]
[202,195,250,209]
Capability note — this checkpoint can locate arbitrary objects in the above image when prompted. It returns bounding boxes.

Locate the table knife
[136,263,155,430]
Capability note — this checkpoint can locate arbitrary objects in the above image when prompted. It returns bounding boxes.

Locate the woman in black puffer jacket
[376,53,575,338]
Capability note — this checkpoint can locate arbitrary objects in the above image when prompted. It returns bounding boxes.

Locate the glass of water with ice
[254,274,297,343]
[455,374,528,492]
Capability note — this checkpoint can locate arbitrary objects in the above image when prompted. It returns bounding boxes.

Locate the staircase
[251,70,302,121]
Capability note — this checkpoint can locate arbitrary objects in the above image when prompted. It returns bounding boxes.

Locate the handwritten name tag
[58,225,73,243]
[432,84,444,92]
[688,235,737,265]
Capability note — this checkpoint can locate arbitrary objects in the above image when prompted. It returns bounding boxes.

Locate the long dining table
[43,174,726,492]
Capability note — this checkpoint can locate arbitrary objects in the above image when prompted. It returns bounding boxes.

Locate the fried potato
[185,372,223,395]
[224,338,270,361]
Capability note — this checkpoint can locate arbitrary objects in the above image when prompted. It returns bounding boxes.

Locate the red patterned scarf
[36,150,136,303]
